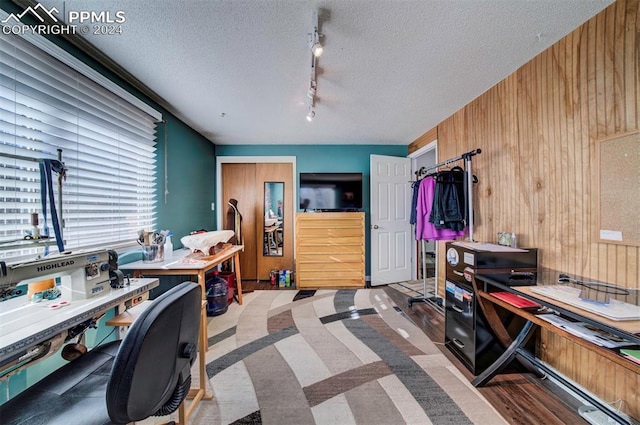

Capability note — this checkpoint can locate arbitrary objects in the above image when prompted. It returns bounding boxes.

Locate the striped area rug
[149,289,506,425]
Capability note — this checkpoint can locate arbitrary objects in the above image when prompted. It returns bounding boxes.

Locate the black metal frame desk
[0,278,159,373]
[472,272,640,425]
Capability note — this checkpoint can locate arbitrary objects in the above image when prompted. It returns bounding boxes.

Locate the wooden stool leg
[234,252,243,305]
[178,400,186,424]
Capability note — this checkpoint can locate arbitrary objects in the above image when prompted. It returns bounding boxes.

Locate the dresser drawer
[445,318,476,364]
[297,243,363,254]
[297,269,364,280]
[445,280,475,329]
[297,236,364,246]
[296,217,364,229]
[295,227,363,237]
[296,253,364,263]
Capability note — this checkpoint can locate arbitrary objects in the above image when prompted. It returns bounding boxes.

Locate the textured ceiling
[38,0,614,145]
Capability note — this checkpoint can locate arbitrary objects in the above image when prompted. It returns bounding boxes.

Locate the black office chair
[0,281,202,425]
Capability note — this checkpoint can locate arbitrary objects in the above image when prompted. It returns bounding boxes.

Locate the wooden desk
[473,272,639,425]
[106,299,209,425]
[123,245,244,305]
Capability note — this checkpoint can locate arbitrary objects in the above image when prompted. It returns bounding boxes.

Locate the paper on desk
[537,314,635,348]
[530,285,640,321]
[620,349,640,364]
[178,258,208,264]
[451,241,527,252]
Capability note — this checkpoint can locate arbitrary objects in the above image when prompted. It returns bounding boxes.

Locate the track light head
[306,107,315,122]
[307,85,316,99]
[311,40,323,57]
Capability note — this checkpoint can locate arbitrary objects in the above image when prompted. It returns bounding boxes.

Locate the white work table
[0,278,159,367]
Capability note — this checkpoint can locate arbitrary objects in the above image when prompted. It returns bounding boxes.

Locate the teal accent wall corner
[156,120,216,247]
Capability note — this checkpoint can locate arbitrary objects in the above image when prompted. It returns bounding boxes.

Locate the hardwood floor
[239,281,586,425]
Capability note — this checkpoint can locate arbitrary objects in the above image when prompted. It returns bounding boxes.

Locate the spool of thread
[28,278,55,301]
[30,212,40,239]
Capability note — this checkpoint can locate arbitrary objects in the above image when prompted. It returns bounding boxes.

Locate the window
[0,26,161,259]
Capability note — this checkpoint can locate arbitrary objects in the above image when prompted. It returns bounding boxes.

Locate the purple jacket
[415,176,466,241]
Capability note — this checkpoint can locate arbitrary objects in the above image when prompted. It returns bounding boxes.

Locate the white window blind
[0,30,160,259]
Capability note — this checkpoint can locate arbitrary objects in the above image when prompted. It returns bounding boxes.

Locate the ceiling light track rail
[306,10,323,122]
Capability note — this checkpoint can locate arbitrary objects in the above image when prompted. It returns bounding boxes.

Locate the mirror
[264,182,284,256]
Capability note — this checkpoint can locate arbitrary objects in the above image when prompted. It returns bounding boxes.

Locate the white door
[370,155,412,286]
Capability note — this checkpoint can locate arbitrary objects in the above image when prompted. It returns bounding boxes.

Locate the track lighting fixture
[305,10,323,121]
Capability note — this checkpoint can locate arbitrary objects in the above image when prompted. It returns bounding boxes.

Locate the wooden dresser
[295,212,365,288]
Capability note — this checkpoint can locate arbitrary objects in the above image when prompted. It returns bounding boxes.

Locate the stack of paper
[530,285,640,321]
[620,349,640,365]
[537,314,636,348]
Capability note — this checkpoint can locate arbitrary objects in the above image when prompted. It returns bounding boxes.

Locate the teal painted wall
[215,144,408,276]
[217,144,407,175]
[156,120,216,246]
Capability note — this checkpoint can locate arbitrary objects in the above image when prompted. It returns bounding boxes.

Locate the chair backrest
[106,281,202,423]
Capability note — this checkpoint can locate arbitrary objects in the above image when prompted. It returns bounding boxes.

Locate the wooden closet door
[221,163,257,280]
[256,163,294,279]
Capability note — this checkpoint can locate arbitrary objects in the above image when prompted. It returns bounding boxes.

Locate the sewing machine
[0,250,112,302]
[0,251,158,381]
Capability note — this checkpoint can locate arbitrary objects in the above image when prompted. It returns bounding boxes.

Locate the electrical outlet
[211,202,215,211]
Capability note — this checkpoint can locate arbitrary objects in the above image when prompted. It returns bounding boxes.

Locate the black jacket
[429,169,466,231]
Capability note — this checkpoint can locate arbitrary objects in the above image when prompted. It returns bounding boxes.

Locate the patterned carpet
[146,288,506,425]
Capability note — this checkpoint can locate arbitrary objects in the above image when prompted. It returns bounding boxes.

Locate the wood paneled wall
[410,0,639,419]
[409,126,438,152]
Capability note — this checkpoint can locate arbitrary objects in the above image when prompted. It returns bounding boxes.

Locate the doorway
[409,141,438,296]
[369,154,412,286]
[216,157,296,281]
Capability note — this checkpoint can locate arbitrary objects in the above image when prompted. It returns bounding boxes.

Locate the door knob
[372,224,379,229]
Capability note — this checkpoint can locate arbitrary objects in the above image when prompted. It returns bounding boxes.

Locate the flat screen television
[299,172,363,211]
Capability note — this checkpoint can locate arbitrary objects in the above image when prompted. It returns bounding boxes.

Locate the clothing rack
[408,148,481,308]
[0,149,65,253]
